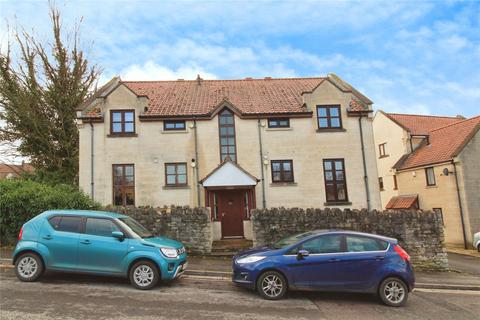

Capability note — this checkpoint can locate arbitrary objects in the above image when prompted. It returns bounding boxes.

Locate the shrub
[0,178,100,245]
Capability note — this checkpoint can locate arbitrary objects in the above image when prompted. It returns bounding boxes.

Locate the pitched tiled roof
[384,112,463,135]
[123,77,325,117]
[386,195,418,209]
[396,116,480,170]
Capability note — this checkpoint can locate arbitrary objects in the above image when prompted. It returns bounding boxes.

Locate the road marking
[414,288,480,295]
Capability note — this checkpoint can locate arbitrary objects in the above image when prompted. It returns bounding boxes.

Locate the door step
[210,239,253,256]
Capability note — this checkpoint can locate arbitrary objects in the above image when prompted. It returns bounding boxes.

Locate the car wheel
[15,252,44,282]
[129,260,160,290]
[379,277,408,307]
[477,244,480,252]
[256,271,287,300]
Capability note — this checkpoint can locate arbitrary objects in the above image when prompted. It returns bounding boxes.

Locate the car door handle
[328,258,340,262]
[375,256,385,260]
[42,235,52,240]
[80,240,91,245]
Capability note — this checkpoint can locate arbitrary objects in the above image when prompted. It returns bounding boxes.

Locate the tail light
[393,244,410,262]
[18,227,23,241]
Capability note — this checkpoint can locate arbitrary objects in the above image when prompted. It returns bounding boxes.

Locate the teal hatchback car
[12,210,187,289]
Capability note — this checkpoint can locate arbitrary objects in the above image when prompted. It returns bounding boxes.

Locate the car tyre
[477,244,480,252]
[129,260,160,290]
[15,252,44,282]
[256,271,287,300]
[378,277,409,307]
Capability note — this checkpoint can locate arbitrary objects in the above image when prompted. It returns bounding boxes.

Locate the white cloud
[120,61,217,81]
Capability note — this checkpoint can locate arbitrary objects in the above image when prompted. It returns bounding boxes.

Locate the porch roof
[200,159,259,187]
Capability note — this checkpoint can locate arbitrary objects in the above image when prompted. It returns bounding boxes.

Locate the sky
[0,0,479,120]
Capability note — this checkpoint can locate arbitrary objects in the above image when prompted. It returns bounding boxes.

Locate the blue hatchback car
[232,230,414,306]
[13,210,187,290]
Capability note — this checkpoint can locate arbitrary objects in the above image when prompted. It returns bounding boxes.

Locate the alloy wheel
[133,265,155,287]
[261,274,284,298]
[17,256,38,279]
[383,280,406,304]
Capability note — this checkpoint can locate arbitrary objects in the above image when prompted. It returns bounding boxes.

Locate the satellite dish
[442,168,449,176]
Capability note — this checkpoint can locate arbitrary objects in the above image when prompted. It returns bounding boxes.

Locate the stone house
[76,74,381,241]
[0,162,34,180]
[373,111,480,247]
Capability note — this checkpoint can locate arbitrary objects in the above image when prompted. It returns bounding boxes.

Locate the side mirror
[112,231,125,241]
[297,249,309,260]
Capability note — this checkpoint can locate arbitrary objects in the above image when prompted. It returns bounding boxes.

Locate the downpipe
[452,161,468,249]
[358,115,371,210]
[90,120,94,201]
[258,119,266,209]
[194,118,201,206]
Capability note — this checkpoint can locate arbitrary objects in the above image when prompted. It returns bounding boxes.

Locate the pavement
[1,248,479,319]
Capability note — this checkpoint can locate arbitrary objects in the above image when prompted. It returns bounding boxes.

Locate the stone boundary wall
[107,206,212,254]
[251,208,448,269]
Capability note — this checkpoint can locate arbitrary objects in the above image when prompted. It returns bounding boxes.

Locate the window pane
[323,161,332,170]
[272,171,281,182]
[125,165,134,176]
[220,127,228,135]
[112,123,122,133]
[125,175,134,186]
[227,127,234,135]
[279,120,289,127]
[165,122,174,129]
[57,216,83,233]
[269,120,278,127]
[177,174,187,184]
[114,165,123,177]
[337,184,346,200]
[124,112,134,122]
[325,171,333,181]
[283,162,291,171]
[167,175,176,185]
[124,123,134,132]
[49,216,61,230]
[166,165,175,174]
[283,171,293,181]
[330,107,339,117]
[220,138,228,145]
[112,112,122,122]
[301,235,342,254]
[318,118,328,128]
[229,155,236,162]
[336,171,344,181]
[272,162,281,171]
[228,146,235,154]
[346,236,384,252]
[125,188,135,205]
[221,146,229,154]
[335,161,343,170]
[114,187,123,205]
[85,218,119,237]
[175,122,185,129]
[426,168,435,185]
[177,164,186,174]
[330,118,340,128]
[317,107,327,117]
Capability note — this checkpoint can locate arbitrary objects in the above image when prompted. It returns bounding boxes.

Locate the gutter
[358,115,371,210]
[89,120,95,201]
[257,119,267,209]
[452,161,468,249]
[194,118,201,206]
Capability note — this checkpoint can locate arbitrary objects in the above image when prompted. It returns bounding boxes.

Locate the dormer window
[164,120,186,131]
[110,110,135,135]
[317,105,342,129]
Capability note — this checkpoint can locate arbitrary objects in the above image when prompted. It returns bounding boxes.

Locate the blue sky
[1,0,479,117]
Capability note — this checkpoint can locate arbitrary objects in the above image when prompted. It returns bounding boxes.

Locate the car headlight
[236,255,266,264]
[160,247,178,258]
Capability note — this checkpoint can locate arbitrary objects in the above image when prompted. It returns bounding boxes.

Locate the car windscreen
[271,231,317,249]
[118,217,154,239]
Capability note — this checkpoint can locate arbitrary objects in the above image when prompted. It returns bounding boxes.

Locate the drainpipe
[257,119,266,208]
[358,115,371,210]
[193,118,201,206]
[452,161,468,249]
[89,120,94,201]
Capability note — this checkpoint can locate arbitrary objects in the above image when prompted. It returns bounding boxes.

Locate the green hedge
[0,178,100,245]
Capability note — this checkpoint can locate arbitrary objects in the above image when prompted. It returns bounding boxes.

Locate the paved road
[448,253,480,276]
[1,269,479,320]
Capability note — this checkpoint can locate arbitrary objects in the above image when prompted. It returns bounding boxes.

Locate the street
[1,267,479,320]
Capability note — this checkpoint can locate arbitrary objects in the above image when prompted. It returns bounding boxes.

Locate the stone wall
[107,206,212,254]
[251,208,448,269]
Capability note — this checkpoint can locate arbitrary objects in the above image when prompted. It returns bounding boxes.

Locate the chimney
[245,77,253,80]
[196,74,203,85]
[264,77,272,80]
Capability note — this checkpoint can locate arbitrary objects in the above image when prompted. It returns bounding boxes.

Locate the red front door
[217,190,244,238]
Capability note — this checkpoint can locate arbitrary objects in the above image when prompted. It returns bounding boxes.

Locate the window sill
[266,127,293,131]
[269,182,297,187]
[426,185,438,189]
[161,129,189,134]
[316,128,346,133]
[162,185,190,190]
[379,155,389,159]
[380,189,385,192]
[324,201,352,206]
[107,133,138,138]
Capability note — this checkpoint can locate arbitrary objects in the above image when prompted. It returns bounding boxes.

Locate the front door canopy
[201,160,259,188]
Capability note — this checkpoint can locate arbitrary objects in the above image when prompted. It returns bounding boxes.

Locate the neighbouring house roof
[395,116,480,170]
[78,74,373,119]
[383,112,464,135]
[386,195,418,210]
[201,159,259,187]
[0,162,34,180]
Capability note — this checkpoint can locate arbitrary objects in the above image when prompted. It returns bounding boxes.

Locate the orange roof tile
[396,116,480,170]
[122,77,325,117]
[386,195,418,209]
[385,113,463,135]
